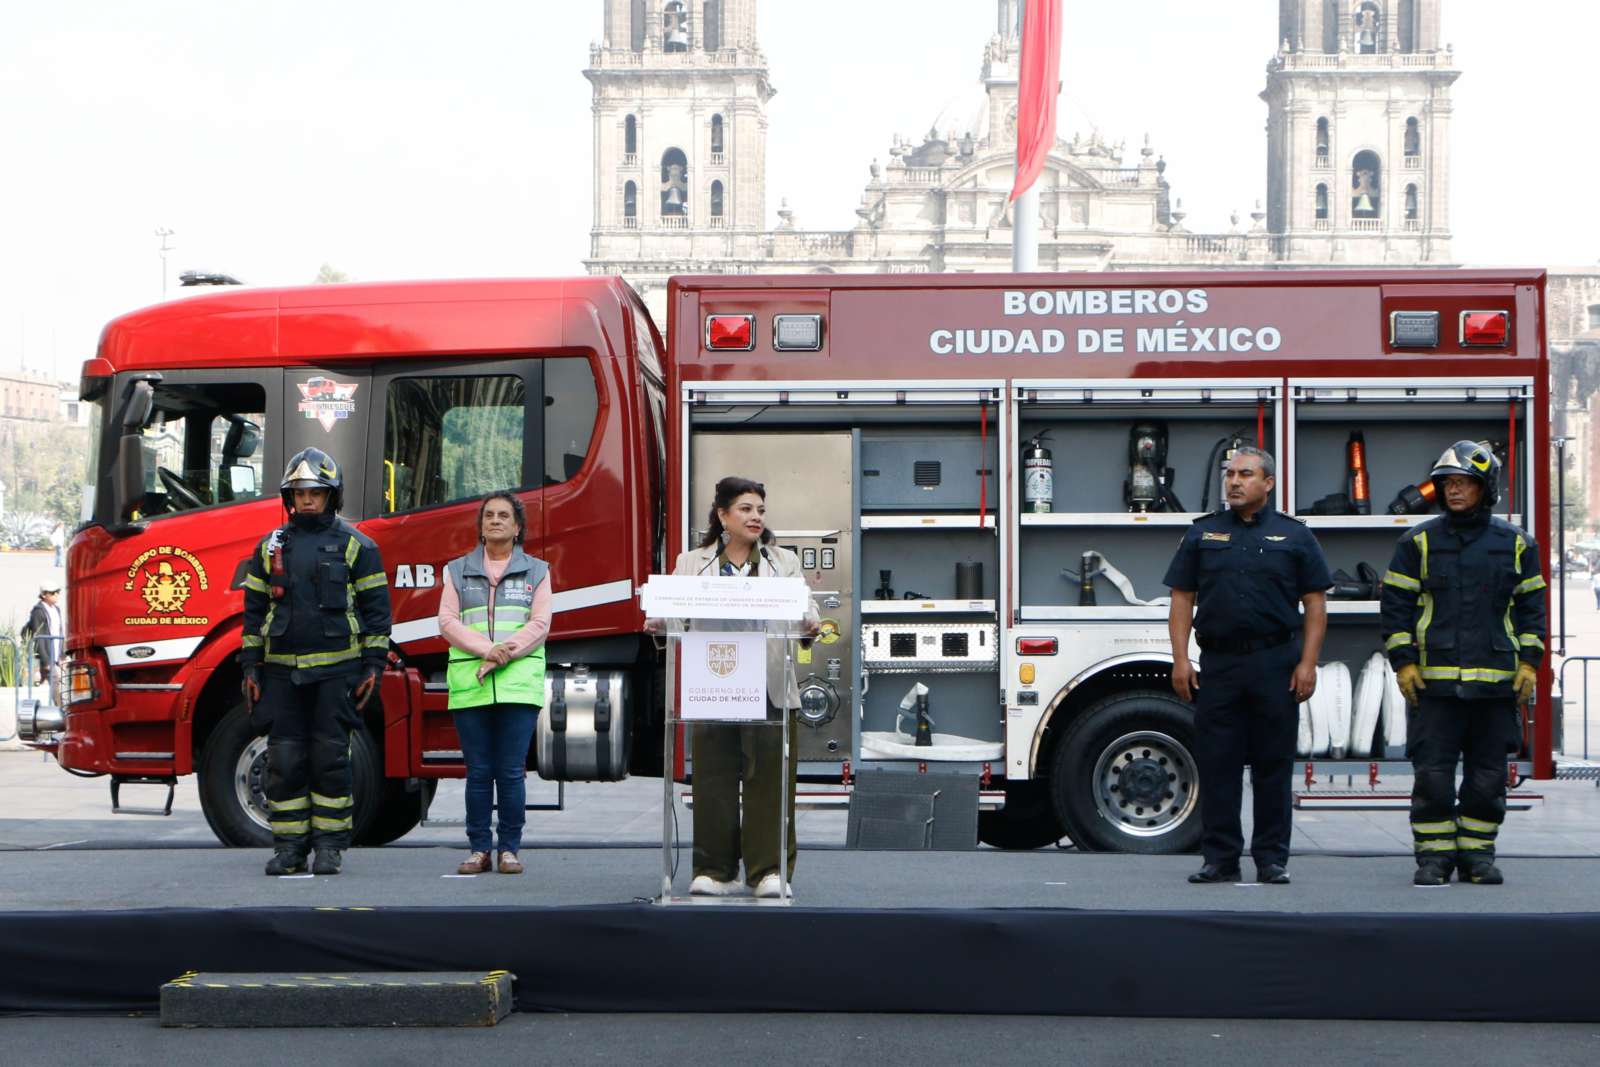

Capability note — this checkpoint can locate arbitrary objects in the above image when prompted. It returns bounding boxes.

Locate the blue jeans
[452,703,539,854]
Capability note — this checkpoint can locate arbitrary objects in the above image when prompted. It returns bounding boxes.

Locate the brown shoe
[497,851,524,875]
[457,851,492,875]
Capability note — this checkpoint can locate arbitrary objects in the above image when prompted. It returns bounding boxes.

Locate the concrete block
[160,970,514,1028]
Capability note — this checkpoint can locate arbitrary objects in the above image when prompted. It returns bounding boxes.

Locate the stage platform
[4,846,1599,1021]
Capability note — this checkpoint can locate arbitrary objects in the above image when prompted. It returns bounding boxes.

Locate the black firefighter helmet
[1429,440,1500,510]
[280,447,344,512]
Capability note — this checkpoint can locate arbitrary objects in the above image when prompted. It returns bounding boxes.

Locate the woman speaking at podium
[661,476,819,898]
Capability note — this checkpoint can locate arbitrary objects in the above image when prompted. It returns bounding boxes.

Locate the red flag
[1009,0,1063,202]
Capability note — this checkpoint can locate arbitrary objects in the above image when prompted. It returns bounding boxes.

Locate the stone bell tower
[1263,0,1458,263]
[586,0,774,315]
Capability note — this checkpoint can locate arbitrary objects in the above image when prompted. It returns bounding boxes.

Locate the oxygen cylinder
[1023,433,1053,513]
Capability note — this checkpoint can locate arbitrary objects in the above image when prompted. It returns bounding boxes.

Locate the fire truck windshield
[95,377,268,524]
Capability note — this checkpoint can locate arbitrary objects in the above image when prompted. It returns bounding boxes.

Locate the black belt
[1197,630,1292,655]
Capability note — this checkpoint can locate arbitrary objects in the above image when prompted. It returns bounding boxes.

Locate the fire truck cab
[48,279,667,845]
[36,268,1550,854]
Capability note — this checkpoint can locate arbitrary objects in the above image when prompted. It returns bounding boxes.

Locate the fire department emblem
[706,642,739,679]
[140,560,192,614]
[296,376,359,432]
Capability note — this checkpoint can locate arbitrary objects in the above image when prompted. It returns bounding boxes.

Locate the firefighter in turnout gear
[1380,441,1546,886]
[239,448,392,876]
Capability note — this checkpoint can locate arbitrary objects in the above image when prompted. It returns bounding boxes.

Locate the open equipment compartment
[1286,377,1537,771]
[855,404,1004,765]
[1011,379,1283,619]
[682,380,1006,774]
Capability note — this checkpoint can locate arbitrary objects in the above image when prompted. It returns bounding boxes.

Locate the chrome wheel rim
[1091,730,1198,838]
[233,735,272,833]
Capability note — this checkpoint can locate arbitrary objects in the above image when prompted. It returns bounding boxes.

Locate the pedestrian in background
[1164,447,1331,886]
[22,586,63,699]
[439,491,552,876]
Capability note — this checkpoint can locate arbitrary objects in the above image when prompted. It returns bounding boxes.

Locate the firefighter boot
[1413,858,1453,886]
[1459,857,1504,885]
[264,849,308,876]
[312,848,343,876]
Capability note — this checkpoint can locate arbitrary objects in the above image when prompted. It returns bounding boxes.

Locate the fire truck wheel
[357,778,438,846]
[976,780,1066,850]
[1049,690,1202,854]
[197,704,381,848]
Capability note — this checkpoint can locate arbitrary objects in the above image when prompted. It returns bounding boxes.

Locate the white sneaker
[689,874,741,896]
[753,873,793,899]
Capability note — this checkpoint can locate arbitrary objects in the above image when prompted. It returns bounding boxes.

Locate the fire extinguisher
[1023,432,1053,513]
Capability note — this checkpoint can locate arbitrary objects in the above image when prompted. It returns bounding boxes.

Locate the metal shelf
[1019,512,1199,527]
[1326,601,1380,614]
[1300,513,1524,529]
[1018,605,1169,621]
[859,513,996,530]
[861,599,996,615]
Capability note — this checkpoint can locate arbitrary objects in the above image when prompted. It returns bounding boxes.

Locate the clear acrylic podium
[642,574,812,907]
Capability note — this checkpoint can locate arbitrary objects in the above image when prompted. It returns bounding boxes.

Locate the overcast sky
[2,1,1595,381]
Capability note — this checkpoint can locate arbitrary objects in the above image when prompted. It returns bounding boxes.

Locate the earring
[719,530,731,546]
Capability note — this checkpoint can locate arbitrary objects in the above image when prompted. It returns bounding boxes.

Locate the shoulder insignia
[1201,531,1231,542]
[1281,513,1307,526]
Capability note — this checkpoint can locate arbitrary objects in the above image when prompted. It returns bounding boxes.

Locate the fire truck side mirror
[111,380,156,524]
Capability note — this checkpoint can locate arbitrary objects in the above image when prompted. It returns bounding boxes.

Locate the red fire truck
[28,269,1551,853]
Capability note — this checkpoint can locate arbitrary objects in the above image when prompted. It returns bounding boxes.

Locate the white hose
[1084,550,1171,607]
[1349,653,1387,758]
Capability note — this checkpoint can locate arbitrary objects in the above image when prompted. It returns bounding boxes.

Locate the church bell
[664,186,686,211]
[1354,193,1375,214]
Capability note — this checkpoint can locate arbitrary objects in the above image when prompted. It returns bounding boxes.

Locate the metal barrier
[1556,655,1600,762]
[10,633,65,742]
[0,635,20,743]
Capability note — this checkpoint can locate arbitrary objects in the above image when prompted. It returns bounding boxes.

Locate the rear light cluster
[1389,309,1509,349]
[705,314,823,352]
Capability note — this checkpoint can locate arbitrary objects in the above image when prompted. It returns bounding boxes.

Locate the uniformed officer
[239,448,393,876]
[1164,447,1332,885]
[1380,441,1545,886]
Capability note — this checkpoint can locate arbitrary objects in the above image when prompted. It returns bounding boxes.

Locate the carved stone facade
[585,1,1468,320]
[1263,0,1458,264]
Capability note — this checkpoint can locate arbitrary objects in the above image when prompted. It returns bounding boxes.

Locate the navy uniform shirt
[1162,502,1333,642]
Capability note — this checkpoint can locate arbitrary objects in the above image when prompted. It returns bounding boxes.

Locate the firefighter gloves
[1513,662,1537,705]
[1396,663,1425,707]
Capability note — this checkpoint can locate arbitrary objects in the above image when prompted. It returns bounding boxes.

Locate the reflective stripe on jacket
[1379,512,1547,699]
[445,545,549,709]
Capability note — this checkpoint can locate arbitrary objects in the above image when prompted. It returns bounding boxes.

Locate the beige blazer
[667,542,821,709]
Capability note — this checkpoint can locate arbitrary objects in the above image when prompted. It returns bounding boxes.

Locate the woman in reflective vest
[438,491,552,876]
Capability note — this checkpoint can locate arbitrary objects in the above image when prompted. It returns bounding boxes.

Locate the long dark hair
[477,490,526,545]
[697,476,774,549]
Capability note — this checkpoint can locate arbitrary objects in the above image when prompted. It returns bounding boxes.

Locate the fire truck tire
[357,778,438,846]
[977,780,1066,849]
[1049,690,1202,854]
[197,704,381,848]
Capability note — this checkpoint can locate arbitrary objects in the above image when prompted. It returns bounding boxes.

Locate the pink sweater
[438,554,553,659]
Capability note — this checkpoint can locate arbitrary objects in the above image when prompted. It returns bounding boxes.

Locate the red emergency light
[1015,637,1058,656]
[705,314,755,351]
[1459,310,1509,347]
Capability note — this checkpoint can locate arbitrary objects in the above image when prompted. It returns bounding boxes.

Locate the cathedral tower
[1263,0,1459,262]
[586,1,773,311]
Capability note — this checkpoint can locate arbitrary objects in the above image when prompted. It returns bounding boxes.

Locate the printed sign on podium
[677,631,766,722]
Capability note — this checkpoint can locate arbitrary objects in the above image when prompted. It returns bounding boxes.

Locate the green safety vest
[446,546,549,709]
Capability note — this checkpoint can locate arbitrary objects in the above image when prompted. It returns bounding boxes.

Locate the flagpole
[1013,186,1038,272]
